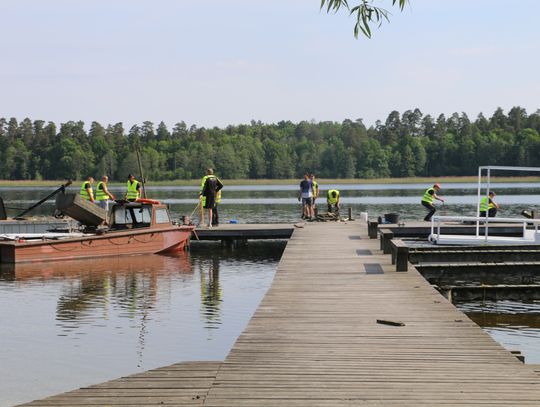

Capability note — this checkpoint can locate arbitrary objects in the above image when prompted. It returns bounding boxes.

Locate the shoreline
[1,176,540,187]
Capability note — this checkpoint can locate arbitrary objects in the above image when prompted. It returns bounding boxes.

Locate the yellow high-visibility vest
[126,180,140,201]
[80,181,93,200]
[480,196,495,211]
[422,187,435,204]
[95,181,108,201]
[327,189,340,204]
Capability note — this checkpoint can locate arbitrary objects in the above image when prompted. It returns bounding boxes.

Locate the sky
[1,0,539,130]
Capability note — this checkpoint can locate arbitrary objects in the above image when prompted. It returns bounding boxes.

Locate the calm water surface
[1,182,540,406]
[0,242,285,406]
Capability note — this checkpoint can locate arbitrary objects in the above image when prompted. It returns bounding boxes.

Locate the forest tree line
[1,106,539,181]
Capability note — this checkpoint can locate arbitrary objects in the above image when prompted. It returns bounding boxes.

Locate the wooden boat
[0,199,194,264]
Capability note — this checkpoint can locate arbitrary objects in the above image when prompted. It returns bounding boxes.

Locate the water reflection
[199,256,222,329]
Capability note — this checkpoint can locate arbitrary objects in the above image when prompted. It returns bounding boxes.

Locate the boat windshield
[111,204,152,228]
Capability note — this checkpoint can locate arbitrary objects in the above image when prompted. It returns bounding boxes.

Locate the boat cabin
[109,202,172,230]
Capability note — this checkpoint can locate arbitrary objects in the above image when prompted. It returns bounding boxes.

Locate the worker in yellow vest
[95,175,115,211]
[80,176,95,203]
[480,191,499,218]
[327,189,340,214]
[199,168,223,228]
[421,183,444,221]
[125,174,141,202]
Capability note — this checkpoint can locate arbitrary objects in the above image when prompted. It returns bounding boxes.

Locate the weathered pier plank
[18,361,221,406]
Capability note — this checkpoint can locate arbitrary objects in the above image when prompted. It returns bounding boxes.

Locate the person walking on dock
[95,175,115,211]
[327,189,340,215]
[421,183,445,222]
[298,173,314,220]
[125,174,141,202]
[199,168,223,228]
[480,191,499,218]
[80,176,95,203]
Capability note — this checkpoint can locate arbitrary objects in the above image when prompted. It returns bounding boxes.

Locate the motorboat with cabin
[0,191,194,263]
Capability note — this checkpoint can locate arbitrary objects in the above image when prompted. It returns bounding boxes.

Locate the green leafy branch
[321,0,408,38]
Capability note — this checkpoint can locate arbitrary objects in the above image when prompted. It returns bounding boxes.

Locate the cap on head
[434,183,441,189]
[207,168,214,175]
[489,191,496,196]
[127,174,134,179]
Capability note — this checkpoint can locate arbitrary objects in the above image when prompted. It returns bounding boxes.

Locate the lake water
[1,182,540,406]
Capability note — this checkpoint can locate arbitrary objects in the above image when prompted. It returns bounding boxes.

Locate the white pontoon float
[429,166,540,245]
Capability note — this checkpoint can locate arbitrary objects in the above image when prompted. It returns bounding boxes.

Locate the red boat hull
[0,225,194,264]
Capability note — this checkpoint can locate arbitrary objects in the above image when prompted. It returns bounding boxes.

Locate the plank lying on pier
[204,221,540,406]
[193,223,294,240]
[18,361,221,406]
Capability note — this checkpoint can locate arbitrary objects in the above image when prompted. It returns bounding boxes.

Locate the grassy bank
[1,176,540,187]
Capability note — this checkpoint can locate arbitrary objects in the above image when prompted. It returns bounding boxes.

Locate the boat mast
[136,149,147,199]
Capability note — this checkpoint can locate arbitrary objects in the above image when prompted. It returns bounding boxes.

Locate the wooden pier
[193,223,294,241]
[19,221,540,406]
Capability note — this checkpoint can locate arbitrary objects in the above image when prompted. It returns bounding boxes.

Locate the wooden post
[0,197,6,220]
[392,240,409,272]
[379,229,394,254]
[368,221,378,239]
[348,208,353,221]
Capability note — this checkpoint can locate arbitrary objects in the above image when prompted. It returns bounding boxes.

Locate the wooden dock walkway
[19,221,540,406]
[19,361,221,406]
[203,221,540,406]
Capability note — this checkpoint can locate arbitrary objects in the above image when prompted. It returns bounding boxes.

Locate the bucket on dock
[360,212,368,222]
[384,213,399,224]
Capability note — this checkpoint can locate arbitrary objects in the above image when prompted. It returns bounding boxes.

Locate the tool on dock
[15,180,73,219]
[376,319,405,327]
[521,210,536,219]
[189,201,200,223]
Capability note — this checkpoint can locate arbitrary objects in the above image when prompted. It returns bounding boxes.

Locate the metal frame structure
[476,166,540,240]
[431,166,540,244]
